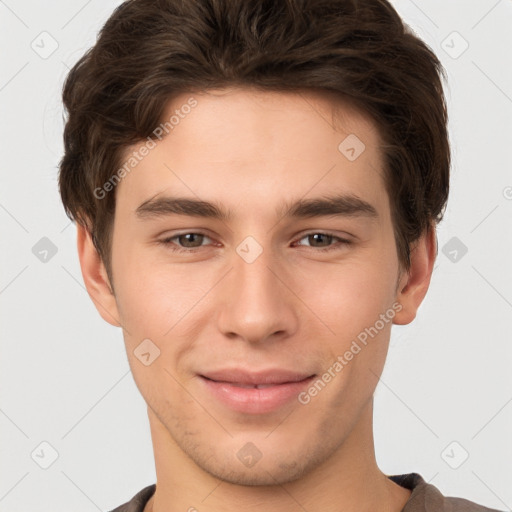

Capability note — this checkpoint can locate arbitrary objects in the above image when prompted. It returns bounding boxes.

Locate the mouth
[203,381,290,389]
[198,369,316,414]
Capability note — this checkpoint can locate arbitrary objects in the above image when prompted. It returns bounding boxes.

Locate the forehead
[115,87,387,221]
[158,86,381,154]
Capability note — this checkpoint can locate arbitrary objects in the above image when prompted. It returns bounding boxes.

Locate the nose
[216,245,299,345]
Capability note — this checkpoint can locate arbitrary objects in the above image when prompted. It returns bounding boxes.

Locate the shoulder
[389,473,505,512]
[108,484,156,512]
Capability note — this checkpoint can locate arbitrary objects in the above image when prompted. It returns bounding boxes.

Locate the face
[80,87,432,486]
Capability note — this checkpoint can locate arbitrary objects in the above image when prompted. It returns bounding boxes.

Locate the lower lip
[199,375,316,414]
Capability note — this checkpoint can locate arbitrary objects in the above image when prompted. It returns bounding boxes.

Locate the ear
[76,223,121,328]
[393,224,437,325]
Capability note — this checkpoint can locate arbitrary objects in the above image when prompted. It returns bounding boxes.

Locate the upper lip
[200,368,315,386]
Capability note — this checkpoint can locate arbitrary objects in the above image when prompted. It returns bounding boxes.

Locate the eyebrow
[135,193,378,222]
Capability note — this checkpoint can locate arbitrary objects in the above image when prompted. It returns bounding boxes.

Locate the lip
[198,369,316,414]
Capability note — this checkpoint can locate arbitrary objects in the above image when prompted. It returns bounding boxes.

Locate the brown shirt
[109,473,504,512]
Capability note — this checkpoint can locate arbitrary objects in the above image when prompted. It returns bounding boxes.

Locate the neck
[145,399,410,512]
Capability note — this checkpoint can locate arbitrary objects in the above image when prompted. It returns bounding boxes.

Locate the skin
[77,87,436,512]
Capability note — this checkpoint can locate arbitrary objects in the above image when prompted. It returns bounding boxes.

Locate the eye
[294,232,352,251]
[159,232,213,252]
[158,231,352,254]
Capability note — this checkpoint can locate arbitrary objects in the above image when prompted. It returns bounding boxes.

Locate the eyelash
[158,232,352,253]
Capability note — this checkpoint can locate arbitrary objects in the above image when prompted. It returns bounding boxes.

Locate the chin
[184,434,335,488]
[197,458,309,487]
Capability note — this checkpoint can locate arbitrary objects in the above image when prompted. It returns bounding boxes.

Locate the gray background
[1,0,511,510]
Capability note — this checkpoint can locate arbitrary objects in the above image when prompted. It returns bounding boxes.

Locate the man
[58,0,503,511]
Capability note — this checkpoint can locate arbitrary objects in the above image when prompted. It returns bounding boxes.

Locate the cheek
[292,257,397,338]
[114,262,203,399]
[112,247,211,336]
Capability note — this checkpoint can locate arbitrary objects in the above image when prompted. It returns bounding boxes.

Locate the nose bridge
[216,239,297,343]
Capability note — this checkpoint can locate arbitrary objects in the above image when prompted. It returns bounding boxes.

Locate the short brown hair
[59,0,450,283]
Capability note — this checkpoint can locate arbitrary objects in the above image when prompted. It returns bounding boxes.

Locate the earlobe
[76,223,122,328]
[393,225,437,325]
